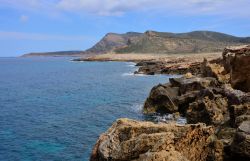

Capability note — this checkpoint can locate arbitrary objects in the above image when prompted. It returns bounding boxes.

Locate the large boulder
[169,77,218,95]
[222,46,250,92]
[143,83,179,114]
[143,77,219,115]
[90,118,215,161]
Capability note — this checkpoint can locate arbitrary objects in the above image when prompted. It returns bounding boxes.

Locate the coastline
[90,46,250,161]
[73,52,221,62]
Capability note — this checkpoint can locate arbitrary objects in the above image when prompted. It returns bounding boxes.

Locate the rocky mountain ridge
[22,31,250,57]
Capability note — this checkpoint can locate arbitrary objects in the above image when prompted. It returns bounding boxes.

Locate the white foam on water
[126,62,136,67]
[122,72,135,76]
[153,114,187,125]
[130,103,143,113]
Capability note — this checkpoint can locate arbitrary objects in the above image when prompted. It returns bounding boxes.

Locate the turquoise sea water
[0,57,173,161]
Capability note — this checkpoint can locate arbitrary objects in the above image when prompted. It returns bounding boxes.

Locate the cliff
[91,45,250,161]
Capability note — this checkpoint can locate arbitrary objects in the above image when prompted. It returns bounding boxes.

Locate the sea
[0,57,181,161]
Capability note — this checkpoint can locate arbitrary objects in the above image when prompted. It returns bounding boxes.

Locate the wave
[125,62,136,67]
[130,103,143,113]
[153,114,187,125]
[122,72,135,76]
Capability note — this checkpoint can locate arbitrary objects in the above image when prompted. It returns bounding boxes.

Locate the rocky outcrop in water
[141,45,250,160]
[135,59,202,75]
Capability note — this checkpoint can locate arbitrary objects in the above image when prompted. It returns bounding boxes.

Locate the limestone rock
[169,77,218,95]
[186,95,228,125]
[222,46,250,92]
[90,118,214,161]
[143,83,179,114]
[201,58,229,83]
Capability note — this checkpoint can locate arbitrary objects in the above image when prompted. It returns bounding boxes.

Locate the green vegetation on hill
[22,30,250,57]
[115,31,250,54]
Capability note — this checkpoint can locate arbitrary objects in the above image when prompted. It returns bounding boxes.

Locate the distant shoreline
[73,52,221,63]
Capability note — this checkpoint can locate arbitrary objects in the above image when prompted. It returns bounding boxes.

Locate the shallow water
[0,57,177,161]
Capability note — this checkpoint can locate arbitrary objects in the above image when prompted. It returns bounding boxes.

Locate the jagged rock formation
[86,32,142,54]
[141,45,250,160]
[90,118,215,161]
[91,45,250,161]
[222,45,250,92]
[116,31,250,54]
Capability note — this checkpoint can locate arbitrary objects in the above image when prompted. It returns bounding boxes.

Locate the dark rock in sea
[143,83,179,114]
[144,76,219,115]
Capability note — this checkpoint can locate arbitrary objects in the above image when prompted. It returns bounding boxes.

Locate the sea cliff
[90,45,250,161]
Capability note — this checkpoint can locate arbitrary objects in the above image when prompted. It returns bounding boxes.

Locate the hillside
[21,32,141,57]
[21,51,84,57]
[22,31,250,57]
[115,31,250,54]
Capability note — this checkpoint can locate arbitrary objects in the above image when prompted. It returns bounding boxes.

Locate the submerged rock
[90,118,214,161]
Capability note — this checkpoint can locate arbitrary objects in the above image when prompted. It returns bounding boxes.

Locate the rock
[238,121,250,133]
[216,127,236,146]
[161,62,202,75]
[235,115,250,127]
[186,94,228,125]
[169,77,218,95]
[201,58,229,83]
[90,118,215,161]
[143,83,179,114]
[184,72,193,78]
[222,46,250,92]
[135,60,203,75]
[229,103,250,127]
[230,121,250,160]
[134,61,165,75]
[144,76,220,115]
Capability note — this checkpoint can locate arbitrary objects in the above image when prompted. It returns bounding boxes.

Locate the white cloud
[20,15,29,22]
[0,31,86,41]
[0,0,249,17]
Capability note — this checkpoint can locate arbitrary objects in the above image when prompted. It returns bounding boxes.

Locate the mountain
[21,32,141,57]
[21,51,84,57]
[21,31,250,57]
[115,31,250,54]
[84,32,142,54]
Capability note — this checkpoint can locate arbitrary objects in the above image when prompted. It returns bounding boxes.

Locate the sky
[0,0,250,57]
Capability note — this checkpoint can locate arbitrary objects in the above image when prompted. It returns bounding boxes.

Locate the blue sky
[0,0,250,57]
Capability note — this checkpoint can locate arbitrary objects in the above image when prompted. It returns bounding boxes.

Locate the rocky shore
[90,45,250,161]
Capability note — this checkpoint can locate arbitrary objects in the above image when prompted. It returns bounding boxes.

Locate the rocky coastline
[90,45,250,161]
